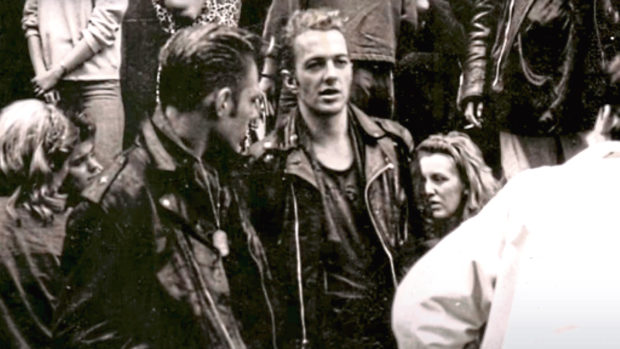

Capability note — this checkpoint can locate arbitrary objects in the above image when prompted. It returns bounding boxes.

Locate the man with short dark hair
[249,9,421,348]
[53,24,274,348]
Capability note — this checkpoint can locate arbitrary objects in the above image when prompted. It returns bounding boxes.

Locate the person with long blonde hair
[414,131,501,244]
[0,99,101,348]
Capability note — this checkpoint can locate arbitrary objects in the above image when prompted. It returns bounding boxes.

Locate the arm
[32,0,128,94]
[401,0,421,30]
[457,0,495,128]
[22,0,47,78]
[32,40,96,95]
[54,202,137,348]
[392,179,516,348]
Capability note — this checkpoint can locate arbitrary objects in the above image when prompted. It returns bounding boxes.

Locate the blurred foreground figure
[54,25,273,348]
[0,100,101,348]
[392,138,620,348]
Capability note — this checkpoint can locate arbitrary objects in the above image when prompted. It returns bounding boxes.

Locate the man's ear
[282,69,298,94]
[215,87,234,119]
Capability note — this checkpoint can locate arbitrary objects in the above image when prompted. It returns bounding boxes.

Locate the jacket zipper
[290,184,310,348]
[364,163,398,287]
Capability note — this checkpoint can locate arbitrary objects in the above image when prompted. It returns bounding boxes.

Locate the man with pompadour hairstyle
[53,24,276,349]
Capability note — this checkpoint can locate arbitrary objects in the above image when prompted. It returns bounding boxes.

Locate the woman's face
[419,153,465,220]
[58,140,102,198]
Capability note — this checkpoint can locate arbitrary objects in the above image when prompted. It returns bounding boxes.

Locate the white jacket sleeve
[82,0,128,53]
[392,178,518,349]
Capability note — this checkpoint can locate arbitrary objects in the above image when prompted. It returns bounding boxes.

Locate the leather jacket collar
[274,104,397,188]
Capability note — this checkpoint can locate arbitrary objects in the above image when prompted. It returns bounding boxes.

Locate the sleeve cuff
[81,30,103,53]
[24,28,40,38]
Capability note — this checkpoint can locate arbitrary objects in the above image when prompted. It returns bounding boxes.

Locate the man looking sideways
[53,25,275,348]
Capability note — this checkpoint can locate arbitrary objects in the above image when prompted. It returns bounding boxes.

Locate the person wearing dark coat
[53,25,276,348]
[459,0,619,178]
[248,9,423,348]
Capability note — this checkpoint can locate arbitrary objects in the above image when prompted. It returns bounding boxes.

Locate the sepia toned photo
[0,0,618,348]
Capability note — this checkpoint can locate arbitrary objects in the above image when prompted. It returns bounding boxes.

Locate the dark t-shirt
[318,162,394,347]
[319,162,378,298]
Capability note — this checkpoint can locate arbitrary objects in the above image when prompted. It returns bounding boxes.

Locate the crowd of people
[0,0,618,348]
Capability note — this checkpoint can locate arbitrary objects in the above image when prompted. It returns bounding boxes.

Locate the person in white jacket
[392,132,620,348]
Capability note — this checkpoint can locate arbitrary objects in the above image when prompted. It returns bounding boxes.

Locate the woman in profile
[414,131,501,248]
[0,99,101,348]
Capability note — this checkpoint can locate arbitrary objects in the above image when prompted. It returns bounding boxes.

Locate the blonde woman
[0,99,101,348]
[414,131,501,245]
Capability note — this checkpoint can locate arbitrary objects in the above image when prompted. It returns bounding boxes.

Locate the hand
[464,99,484,129]
[528,0,566,25]
[32,65,64,96]
[585,104,618,146]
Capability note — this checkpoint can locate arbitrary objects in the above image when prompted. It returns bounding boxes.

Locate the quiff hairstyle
[158,23,260,113]
[279,8,347,72]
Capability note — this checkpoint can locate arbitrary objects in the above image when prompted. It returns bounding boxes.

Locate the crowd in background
[0,0,618,348]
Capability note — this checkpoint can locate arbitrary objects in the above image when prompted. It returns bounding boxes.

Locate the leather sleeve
[457,0,496,109]
[53,202,135,348]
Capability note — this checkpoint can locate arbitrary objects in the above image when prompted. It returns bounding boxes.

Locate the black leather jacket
[459,0,619,135]
[54,110,276,348]
[248,105,423,348]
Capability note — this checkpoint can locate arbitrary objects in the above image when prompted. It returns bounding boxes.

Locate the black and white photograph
[0,0,618,348]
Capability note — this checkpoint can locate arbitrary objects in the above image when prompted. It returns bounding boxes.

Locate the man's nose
[88,157,103,174]
[424,180,435,196]
[324,60,338,80]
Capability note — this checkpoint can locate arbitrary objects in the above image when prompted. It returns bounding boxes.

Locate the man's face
[292,29,352,118]
[215,60,261,153]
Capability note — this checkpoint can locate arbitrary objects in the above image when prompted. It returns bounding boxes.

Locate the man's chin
[312,103,347,117]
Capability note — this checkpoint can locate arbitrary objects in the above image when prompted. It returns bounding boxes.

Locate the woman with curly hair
[414,131,501,246]
[0,99,101,348]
